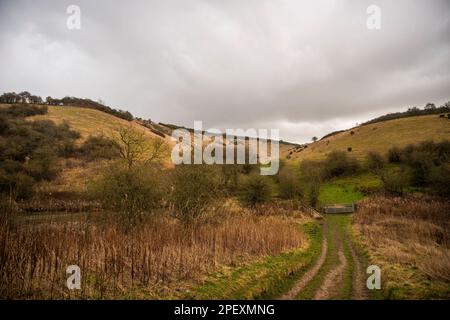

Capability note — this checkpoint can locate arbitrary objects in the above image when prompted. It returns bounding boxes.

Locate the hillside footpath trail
[281,214,370,300]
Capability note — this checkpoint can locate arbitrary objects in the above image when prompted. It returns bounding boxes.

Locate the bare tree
[116,125,168,168]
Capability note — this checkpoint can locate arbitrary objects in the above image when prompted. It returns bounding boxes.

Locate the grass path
[186,214,374,300]
[313,241,348,299]
[293,214,373,300]
[185,222,323,299]
[280,234,328,299]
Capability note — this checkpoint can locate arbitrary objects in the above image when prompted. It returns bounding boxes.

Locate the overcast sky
[0,0,449,143]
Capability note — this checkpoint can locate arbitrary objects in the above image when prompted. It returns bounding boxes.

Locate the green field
[319,172,382,204]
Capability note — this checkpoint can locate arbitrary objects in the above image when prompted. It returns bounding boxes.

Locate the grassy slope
[22,104,294,155]
[28,105,170,143]
[287,114,450,162]
[6,104,293,193]
[16,105,172,193]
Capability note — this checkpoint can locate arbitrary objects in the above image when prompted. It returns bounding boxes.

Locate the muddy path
[280,214,370,300]
[280,235,328,299]
[313,240,348,299]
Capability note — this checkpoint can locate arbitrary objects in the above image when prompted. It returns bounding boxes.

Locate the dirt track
[280,214,369,300]
[280,237,328,299]
[314,243,347,299]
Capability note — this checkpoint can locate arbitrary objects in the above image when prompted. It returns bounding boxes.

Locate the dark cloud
[0,0,449,143]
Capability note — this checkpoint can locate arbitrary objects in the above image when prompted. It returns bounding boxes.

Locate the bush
[323,151,359,178]
[1,104,48,118]
[12,173,35,200]
[242,163,257,175]
[278,167,302,199]
[406,151,433,186]
[307,182,321,208]
[239,174,272,207]
[367,151,384,172]
[381,168,410,196]
[299,159,326,181]
[31,120,79,141]
[25,147,58,181]
[428,165,450,198]
[79,135,120,160]
[220,164,240,195]
[387,146,401,163]
[0,112,81,200]
[384,140,450,192]
[170,165,220,222]
[58,140,76,158]
[0,115,8,134]
[0,161,35,200]
[433,140,450,162]
[397,140,450,164]
[90,164,166,224]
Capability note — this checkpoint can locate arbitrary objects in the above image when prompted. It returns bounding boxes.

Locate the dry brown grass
[0,208,306,299]
[288,114,450,162]
[353,196,450,299]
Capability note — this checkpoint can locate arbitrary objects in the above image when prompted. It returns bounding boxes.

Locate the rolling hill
[28,105,173,144]
[285,113,450,162]
[22,104,297,160]
[0,103,296,193]
[3,102,449,169]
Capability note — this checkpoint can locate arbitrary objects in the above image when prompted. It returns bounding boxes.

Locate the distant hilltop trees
[0,91,133,121]
[0,91,43,105]
[363,101,450,125]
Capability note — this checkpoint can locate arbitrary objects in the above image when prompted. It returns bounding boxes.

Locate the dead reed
[353,196,450,298]
[0,209,305,299]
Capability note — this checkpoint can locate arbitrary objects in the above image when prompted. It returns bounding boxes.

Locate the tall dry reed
[353,196,450,297]
[0,209,305,299]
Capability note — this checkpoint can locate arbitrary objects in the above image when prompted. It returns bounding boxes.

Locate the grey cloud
[0,0,449,143]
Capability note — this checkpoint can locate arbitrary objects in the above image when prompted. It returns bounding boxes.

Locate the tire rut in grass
[313,232,348,300]
[280,236,328,300]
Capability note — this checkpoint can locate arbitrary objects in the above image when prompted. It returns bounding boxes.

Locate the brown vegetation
[0,207,306,299]
[353,196,450,299]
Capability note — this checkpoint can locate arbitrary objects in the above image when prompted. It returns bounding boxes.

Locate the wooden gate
[322,203,355,214]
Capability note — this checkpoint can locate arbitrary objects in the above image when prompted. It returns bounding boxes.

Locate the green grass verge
[184,222,323,300]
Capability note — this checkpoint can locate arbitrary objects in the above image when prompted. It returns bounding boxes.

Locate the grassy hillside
[22,104,292,147]
[27,105,171,144]
[23,104,296,158]
[0,104,294,193]
[3,102,448,172]
[286,114,450,162]
[18,105,172,194]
